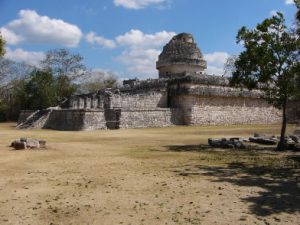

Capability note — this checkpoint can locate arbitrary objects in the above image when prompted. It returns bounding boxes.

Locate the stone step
[17,109,52,129]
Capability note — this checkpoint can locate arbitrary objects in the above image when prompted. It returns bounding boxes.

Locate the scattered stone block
[249,137,277,145]
[13,141,27,150]
[208,132,300,151]
[10,138,46,150]
[26,139,40,149]
[39,140,46,148]
[289,135,300,143]
[208,138,245,149]
[10,140,19,147]
[229,137,240,141]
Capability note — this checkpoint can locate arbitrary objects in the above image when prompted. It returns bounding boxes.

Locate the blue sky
[0,0,298,79]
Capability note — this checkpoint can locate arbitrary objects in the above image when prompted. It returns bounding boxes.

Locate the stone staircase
[17,109,52,129]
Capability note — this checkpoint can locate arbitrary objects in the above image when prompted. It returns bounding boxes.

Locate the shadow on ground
[166,144,213,152]
[165,144,300,217]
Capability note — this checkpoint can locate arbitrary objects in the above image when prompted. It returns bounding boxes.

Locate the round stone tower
[156,33,207,79]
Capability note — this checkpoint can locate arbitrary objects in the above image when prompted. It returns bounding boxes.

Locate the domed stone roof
[156,33,207,78]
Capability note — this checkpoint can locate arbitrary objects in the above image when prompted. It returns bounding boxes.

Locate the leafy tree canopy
[296,0,300,33]
[231,12,300,150]
[21,70,57,110]
[0,32,5,57]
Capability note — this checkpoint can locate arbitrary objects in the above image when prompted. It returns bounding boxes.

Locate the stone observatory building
[156,33,207,78]
[18,33,285,130]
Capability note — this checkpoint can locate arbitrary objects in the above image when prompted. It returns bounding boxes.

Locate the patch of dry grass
[0,122,299,225]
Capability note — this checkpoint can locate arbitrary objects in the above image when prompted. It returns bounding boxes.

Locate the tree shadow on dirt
[165,144,300,217]
[166,144,214,152]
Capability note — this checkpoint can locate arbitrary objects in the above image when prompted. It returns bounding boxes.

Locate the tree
[41,48,86,80]
[230,12,300,151]
[296,0,300,34]
[40,48,84,101]
[54,75,77,101]
[21,70,57,110]
[223,55,238,76]
[0,58,34,85]
[0,32,5,57]
[0,59,35,121]
[78,70,118,93]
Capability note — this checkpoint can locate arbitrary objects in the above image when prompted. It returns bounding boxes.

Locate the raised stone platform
[17,32,291,131]
[17,74,283,130]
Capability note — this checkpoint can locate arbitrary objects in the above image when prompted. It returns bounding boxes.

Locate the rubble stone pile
[10,138,46,150]
[208,130,300,151]
[208,138,246,149]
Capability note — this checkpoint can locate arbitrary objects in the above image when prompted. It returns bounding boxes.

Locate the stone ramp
[17,109,52,129]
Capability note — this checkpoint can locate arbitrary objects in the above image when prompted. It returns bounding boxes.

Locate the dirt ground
[0,123,299,225]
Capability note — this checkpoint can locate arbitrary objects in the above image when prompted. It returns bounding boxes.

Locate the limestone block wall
[172,95,281,125]
[69,95,104,109]
[44,109,106,131]
[190,105,280,125]
[159,64,204,78]
[119,108,182,129]
[110,92,168,109]
[83,110,107,130]
[104,109,121,129]
[67,90,168,110]
[42,108,183,130]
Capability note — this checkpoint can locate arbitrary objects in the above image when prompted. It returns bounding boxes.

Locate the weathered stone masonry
[17,74,282,130]
[18,33,289,131]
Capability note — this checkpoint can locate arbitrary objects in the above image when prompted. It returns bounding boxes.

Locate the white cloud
[4,47,45,67]
[1,9,82,47]
[85,29,231,77]
[285,0,294,5]
[115,29,175,76]
[116,48,161,76]
[204,52,230,75]
[114,0,168,9]
[270,10,284,17]
[204,52,230,67]
[85,32,116,48]
[116,29,175,47]
[205,66,225,76]
[0,27,23,45]
[270,10,278,16]
[83,29,175,76]
[86,29,230,77]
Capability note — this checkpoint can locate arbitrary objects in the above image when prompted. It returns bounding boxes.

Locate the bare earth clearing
[0,123,299,225]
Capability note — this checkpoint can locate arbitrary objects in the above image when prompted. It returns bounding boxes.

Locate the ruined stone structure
[156,33,207,78]
[18,33,287,131]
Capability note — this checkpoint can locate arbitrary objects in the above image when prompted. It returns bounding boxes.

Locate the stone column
[97,96,103,108]
[85,97,91,109]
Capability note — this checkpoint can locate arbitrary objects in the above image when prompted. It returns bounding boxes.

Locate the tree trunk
[276,102,287,151]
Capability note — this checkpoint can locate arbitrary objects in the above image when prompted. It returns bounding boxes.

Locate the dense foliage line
[0,48,117,121]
